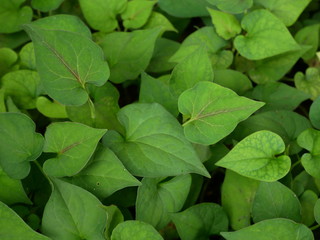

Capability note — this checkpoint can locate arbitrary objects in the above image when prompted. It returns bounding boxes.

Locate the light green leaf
[111,220,164,240]
[221,170,259,230]
[143,12,177,35]
[24,15,110,105]
[221,218,314,240]
[170,46,213,96]
[0,48,18,77]
[234,9,300,60]
[103,103,210,178]
[310,97,320,129]
[254,0,312,26]
[99,28,160,83]
[294,67,320,100]
[0,0,33,33]
[158,0,211,17]
[0,113,44,179]
[295,24,320,60]
[2,70,43,109]
[70,146,140,199]
[207,8,241,40]
[0,201,50,240]
[42,178,107,240]
[79,0,127,32]
[297,128,320,179]
[103,205,124,240]
[43,122,107,177]
[36,96,68,118]
[207,0,253,14]
[178,82,264,145]
[171,203,228,240]
[121,0,156,29]
[19,42,36,70]
[216,130,291,182]
[136,175,191,229]
[300,190,317,226]
[211,50,233,70]
[31,0,64,12]
[252,181,301,223]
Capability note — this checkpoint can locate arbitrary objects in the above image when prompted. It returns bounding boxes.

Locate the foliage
[0,0,320,239]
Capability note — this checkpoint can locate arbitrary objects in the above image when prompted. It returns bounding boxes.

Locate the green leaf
[121,0,156,29]
[0,48,18,77]
[136,175,191,229]
[297,128,320,179]
[103,205,124,240]
[0,89,5,112]
[207,8,241,40]
[295,24,320,60]
[170,46,214,96]
[36,96,68,118]
[171,203,228,240]
[221,170,259,230]
[207,0,253,14]
[234,9,300,60]
[0,31,29,49]
[294,67,320,100]
[43,122,107,177]
[300,190,318,226]
[0,113,44,179]
[0,201,50,240]
[0,166,31,205]
[221,218,314,240]
[310,97,320,129]
[314,198,320,224]
[31,0,64,12]
[23,15,110,105]
[103,103,210,178]
[143,12,177,35]
[252,181,301,223]
[178,82,264,145]
[216,130,291,182]
[211,50,234,70]
[99,28,160,83]
[19,42,36,70]
[158,0,211,17]
[69,145,140,199]
[254,0,312,26]
[2,70,43,109]
[111,220,164,240]
[79,0,127,32]
[42,178,107,240]
[0,0,33,33]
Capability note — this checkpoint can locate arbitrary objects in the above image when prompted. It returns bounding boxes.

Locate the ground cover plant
[1,0,320,239]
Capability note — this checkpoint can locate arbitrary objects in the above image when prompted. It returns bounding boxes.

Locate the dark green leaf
[31,0,64,12]
[310,97,320,129]
[300,190,317,226]
[207,0,253,14]
[158,0,211,17]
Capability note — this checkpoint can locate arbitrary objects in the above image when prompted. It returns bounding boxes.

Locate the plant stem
[88,97,96,120]
[310,224,320,231]
[290,159,301,171]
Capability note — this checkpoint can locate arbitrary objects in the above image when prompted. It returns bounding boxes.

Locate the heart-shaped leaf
[216,130,291,182]
[178,81,264,145]
[294,67,320,100]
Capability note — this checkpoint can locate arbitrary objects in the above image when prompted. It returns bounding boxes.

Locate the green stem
[310,224,320,231]
[88,98,96,120]
[290,159,301,171]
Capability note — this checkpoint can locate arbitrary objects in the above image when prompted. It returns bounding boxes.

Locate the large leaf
[158,0,211,17]
[0,201,50,240]
[0,112,44,179]
[42,178,107,240]
[178,81,264,145]
[216,130,291,182]
[31,0,64,12]
[171,203,228,240]
[234,9,300,60]
[24,15,110,105]
[103,103,210,178]
[207,0,253,14]
[221,219,314,240]
[43,122,107,177]
[294,67,320,100]
[136,175,191,229]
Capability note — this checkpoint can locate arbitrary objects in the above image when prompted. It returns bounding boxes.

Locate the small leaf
[158,0,211,17]
[42,178,107,240]
[0,112,44,179]
[178,81,264,145]
[234,9,300,60]
[171,203,228,240]
[207,0,253,14]
[314,199,320,224]
[103,205,124,240]
[221,219,314,240]
[111,220,164,240]
[216,130,291,182]
[295,24,320,60]
[294,67,320,100]
[0,47,18,77]
[19,42,36,70]
[36,96,68,118]
[300,190,318,226]
[43,122,107,177]
[31,0,64,12]
[310,97,320,129]
[0,201,50,240]
[143,12,177,35]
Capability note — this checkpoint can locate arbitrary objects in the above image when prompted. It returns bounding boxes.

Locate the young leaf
[0,0,33,33]
[234,9,300,60]
[31,0,64,12]
[42,178,107,240]
[143,12,177,35]
[43,122,107,177]
[19,42,36,70]
[221,219,314,240]
[70,145,140,199]
[158,0,211,17]
[104,205,124,240]
[310,97,320,129]
[207,0,253,14]
[178,81,264,145]
[294,67,320,100]
[295,24,320,60]
[171,203,228,240]
[216,130,291,182]
[0,201,50,240]
[0,47,18,77]
[103,103,210,178]
[111,220,164,240]
[252,181,301,223]
[23,15,110,105]
[136,175,192,229]
[0,112,44,179]
[36,96,68,118]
